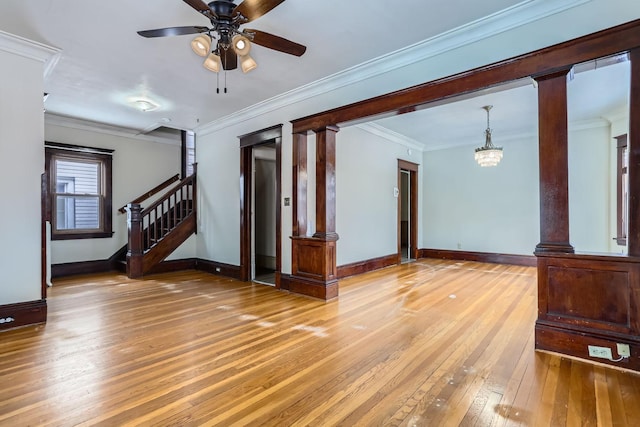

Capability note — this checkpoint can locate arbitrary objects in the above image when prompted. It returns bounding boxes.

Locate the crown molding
[355,123,425,152]
[0,30,61,78]
[198,0,592,136]
[45,113,180,146]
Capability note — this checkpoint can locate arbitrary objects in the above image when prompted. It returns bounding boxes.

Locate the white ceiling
[0,0,629,148]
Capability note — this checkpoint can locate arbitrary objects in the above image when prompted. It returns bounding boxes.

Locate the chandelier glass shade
[474,105,503,167]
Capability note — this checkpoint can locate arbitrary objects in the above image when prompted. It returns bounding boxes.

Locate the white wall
[568,124,612,253]
[336,126,419,265]
[45,123,195,263]
[423,135,540,255]
[0,46,46,304]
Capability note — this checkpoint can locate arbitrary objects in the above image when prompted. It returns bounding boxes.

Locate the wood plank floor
[1,259,640,426]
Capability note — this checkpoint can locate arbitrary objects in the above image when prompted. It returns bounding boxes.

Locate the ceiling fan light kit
[203,52,222,72]
[138,0,306,85]
[191,34,212,57]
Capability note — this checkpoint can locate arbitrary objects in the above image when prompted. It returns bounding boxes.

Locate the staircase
[124,168,197,278]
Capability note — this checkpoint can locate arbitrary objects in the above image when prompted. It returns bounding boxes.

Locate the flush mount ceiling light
[133,99,159,112]
[137,0,306,91]
[474,105,503,167]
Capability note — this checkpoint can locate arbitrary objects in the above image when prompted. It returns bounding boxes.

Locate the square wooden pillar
[287,126,340,300]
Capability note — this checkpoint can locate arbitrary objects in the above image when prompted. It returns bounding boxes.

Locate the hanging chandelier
[474,105,503,167]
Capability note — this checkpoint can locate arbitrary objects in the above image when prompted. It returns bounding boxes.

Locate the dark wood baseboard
[195,258,242,280]
[536,321,640,371]
[280,274,338,300]
[0,300,47,331]
[337,253,398,279]
[419,248,536,267]
[52,259,115,278]
[148,258,197,275]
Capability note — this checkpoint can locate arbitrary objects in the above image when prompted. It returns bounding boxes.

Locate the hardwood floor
[1,259,639,426]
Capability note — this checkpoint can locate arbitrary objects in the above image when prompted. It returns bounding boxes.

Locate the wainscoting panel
[536,253,640,371]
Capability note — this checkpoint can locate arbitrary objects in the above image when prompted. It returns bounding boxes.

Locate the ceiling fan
[137,0,306,73]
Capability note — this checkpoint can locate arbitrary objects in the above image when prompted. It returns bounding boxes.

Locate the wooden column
[126,203,143,279]
[287,126,340,300]
[629,49,640,256]
[534,69,574,254]
[313,126,340,241]
[292,132,308,237]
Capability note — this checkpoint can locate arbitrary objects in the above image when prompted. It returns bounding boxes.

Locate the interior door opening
[400,169,411,262]
[398,159,418,263]
[253,144,277,285]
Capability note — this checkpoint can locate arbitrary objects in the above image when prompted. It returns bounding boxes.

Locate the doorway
[239,125,282,287]
[398,159,418,263]
[253,145,277,284]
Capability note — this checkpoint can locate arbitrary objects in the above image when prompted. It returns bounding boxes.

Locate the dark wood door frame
[239,124,282,287]
[398,160,418,262]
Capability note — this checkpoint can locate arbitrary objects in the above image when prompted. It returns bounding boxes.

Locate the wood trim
[238,124,283,148]
[397,160,419,262]
[0,300,47,331]
[279,274,338,300]
[239,125,283,283]
[147,258,197,275]
[291,19,640,133]
[195,258,242,280]
[292,132,307,237]
[337,253,398,279]
[312,125,339,240]
[52,259,114,278]
[629,48,640,256]
[41,172,48,298]
[534,68,574,254]
[419,248,537,267]
[615,134,628,246]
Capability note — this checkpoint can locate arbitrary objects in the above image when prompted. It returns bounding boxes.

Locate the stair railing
[118,174,180,214]
[127,165,197,277]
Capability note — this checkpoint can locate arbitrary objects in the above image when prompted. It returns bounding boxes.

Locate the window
[45,142,113,240]
[615,134,628,246]
[182,130,196,178]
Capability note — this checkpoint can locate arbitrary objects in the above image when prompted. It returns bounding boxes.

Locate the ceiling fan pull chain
[216,71,220,94]
[224,70,228,94]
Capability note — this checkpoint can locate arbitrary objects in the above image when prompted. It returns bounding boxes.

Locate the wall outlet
[617,343,631,358]
[588,345,613,359]
[215,267,221,273]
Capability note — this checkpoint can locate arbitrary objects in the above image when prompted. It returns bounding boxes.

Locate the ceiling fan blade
[246,29,306,56]
[183,0,217,19]
[137,26,209,38]
[234,0,285,23]
[220,45,238,70]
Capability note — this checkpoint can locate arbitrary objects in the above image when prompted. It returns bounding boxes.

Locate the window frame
[45,142,114,240]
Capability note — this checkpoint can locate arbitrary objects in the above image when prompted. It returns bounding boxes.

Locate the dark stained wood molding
[312,125,339,241]
[292,132,308,237]
[195,258,242,280]
[238,124,283,148]
[291,19,640,134]
[52,259,114,278]
[147,258,197,275]
[535,252,640,371]
[41,172,48,299]
[279,274,338,301]
[337,253,398,279]
[629,49,640,256]
[419,248,537,267]
[0,300,47,331]
[397,160,419,261]
[534,68,574,254]
[239,125,283,283]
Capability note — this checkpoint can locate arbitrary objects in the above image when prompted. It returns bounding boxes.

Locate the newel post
[127,203,144,278]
